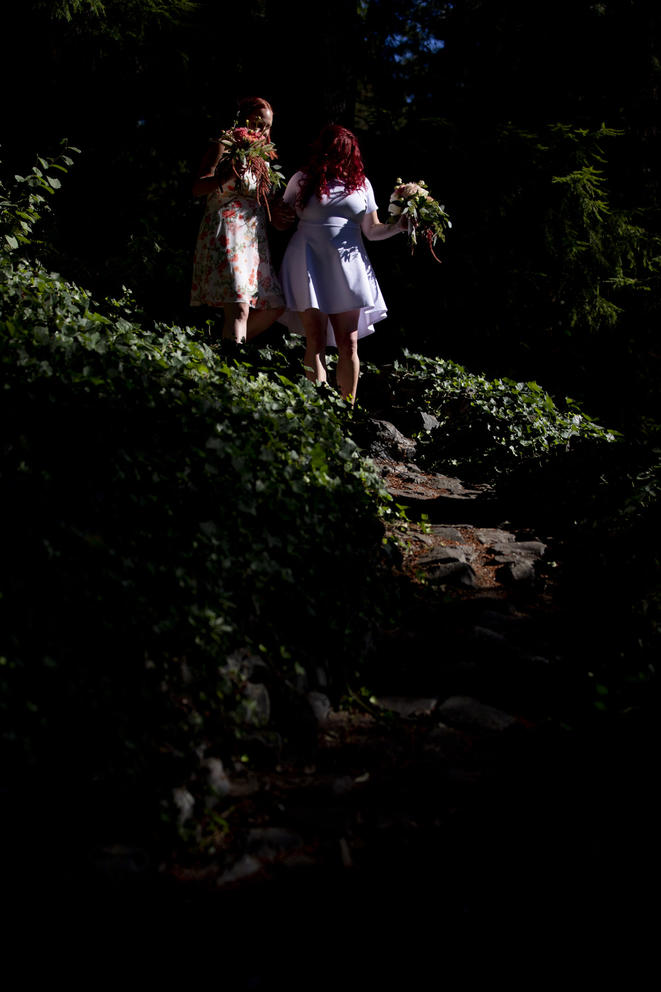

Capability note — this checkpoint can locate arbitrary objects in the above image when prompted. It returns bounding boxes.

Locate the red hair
[296,125,366,208]
[237,96,273,121]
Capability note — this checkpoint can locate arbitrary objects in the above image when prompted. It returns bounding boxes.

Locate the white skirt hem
[277,305,387,347]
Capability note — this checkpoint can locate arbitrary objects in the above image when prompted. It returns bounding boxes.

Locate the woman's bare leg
[222,303,250,342]
[301,308,329,384]
[223,303,285,342]
[246,305,286,340]
[329,310,360,403]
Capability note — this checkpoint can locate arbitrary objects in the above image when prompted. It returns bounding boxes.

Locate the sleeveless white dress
[278,172,388,346]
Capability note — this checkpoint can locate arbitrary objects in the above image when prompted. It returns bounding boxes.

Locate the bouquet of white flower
[388,179,452,263]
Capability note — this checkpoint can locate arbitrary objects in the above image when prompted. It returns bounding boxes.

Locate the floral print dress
[190,171,284,310]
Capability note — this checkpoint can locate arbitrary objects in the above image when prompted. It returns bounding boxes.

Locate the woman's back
[285,172,375,225]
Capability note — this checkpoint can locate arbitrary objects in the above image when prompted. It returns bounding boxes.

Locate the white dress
[278,172,388,346]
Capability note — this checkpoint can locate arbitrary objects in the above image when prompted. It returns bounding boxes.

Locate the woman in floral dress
[190,97,291,343]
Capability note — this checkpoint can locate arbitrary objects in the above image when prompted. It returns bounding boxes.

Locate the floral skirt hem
[190,295,284,310]
[190,193,283,309]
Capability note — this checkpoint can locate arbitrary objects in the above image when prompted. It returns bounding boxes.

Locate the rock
[380,462,494,522]
[419,411,441,432]
[470,625,508,645]
[437,696,519,733]
[475,527,515,546]
[475,608,520,631]
[246,827,303,859]
[431,474,480,496]
[367,419,418,461]
[373,696,438,717]
[227,771,260,797]
[430,525,465,541]
[511,540,546,557]
[217,855,262,886]
[471,525,546,586]
[307,691,332,723]
[332,776,356,796]
[172,787,195,826]
[489,540,546,559]
[497,559,537,584]
[428,561,479,588]
[417,546,468,566]
[202,757,231,800]
[339,837,353,868]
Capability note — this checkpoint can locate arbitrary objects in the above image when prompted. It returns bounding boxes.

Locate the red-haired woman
[278,125,406,402]
[191,96,291,343]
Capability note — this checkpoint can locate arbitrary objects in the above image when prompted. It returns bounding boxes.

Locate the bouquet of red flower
[216,122,285,213]
[387,179,452,263]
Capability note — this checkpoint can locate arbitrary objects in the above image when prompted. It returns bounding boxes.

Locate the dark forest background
[2,2,661,912]
[4,0,661,429]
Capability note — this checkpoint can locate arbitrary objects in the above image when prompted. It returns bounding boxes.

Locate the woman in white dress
[278,125,406,402]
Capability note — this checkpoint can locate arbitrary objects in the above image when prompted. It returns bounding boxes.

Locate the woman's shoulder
[284,171,306,202]
[361,176,377,209]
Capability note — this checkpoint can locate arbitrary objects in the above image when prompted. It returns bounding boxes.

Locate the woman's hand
[270,200,297,230]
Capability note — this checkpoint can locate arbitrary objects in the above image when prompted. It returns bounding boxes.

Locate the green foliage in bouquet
[387,178,452,260]
[216,123,285,207]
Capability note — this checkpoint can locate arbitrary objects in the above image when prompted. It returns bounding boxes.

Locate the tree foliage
[0,145,80,252]
[3,0,661,420]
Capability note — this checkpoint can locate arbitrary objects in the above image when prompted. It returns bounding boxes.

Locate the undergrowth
[388,349,619,478]
[0,255,400,832]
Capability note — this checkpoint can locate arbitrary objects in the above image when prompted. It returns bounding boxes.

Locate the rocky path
[38,413,650,985]
[69,417,643,974]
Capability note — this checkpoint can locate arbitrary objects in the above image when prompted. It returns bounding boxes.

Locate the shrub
[0,256,396,829]
[388,349,618,478]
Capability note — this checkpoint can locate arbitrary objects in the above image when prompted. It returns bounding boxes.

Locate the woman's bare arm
[361,210,406,241]
[192,141,224,197]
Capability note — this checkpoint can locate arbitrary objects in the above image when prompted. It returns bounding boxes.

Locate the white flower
[396,182,429,198]
[388,202,402,216]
